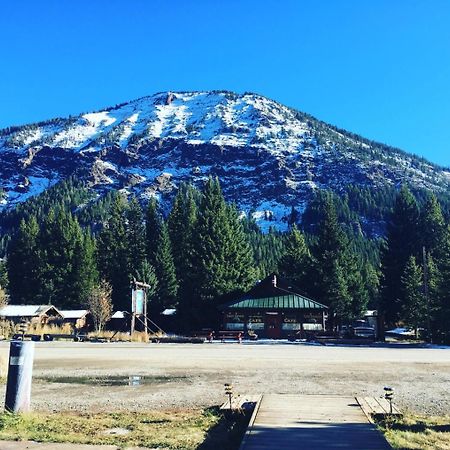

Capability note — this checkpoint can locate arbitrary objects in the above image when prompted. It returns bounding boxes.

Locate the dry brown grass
[1,321,75,339]
[0,319,18,339]
[29,322,74,335]
[0,355,7,382]
[0,318,161,343]
[89,330,165,342]
[378,414,450,450]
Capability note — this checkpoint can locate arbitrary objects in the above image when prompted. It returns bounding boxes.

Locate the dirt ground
[0,341,449,415]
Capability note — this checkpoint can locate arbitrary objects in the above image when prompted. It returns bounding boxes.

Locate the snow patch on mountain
[0,91,312,157]
[1,90,449,232]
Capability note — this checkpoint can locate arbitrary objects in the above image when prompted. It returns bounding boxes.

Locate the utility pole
[422,246,432,344]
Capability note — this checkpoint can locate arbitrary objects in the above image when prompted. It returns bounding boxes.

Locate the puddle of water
[39,375,186,386]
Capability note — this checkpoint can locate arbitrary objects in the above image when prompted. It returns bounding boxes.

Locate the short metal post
[224,383,233,411]
[384,386,394,415]
[5,340,35,413]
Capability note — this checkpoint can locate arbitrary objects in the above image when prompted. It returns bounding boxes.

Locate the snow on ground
[250,200,291,232]
[6,176,58,205]
[119,112,140,143]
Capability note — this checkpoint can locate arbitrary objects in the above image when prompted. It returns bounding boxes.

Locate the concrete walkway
[240,394,392,450]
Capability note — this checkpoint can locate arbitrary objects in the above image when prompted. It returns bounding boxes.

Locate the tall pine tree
[7,217,41,304]
[278,225,311,290]
[70,229,99,308]
[311,193,366,325]
[380,185,420,325]
[168,185,198,320]
[97,194,130,310]
[401,255,427,338]
[127,196,146,278]
[192,178,255,325]
[152,220,178,313]
[145,198,162,269]
[420,192,446,258]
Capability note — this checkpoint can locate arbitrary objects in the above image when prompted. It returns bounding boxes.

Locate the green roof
[225,294,327,310]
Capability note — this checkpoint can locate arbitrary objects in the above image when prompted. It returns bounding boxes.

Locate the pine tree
[39,209,74,305]
[325,260,352,324]
[277,224,311,289]
[7,217,41,304]
[401,256,427,338]
[420,193,446,258]
[190,178,256,326]
[432,225,450,343]
[193,178,255,301]
[136,260,158,302]
[223,203,256,293]
[362,262,380,309]
[168,185,198,300]
[145,198,162,268]
[127,196,146,278]
[70,230,99,307]
[153,220,178,313]
[193,177,232,302]
[311,193,365,325]
[39,209,95,308]
[97,195,130,310]
[380,185,420,324]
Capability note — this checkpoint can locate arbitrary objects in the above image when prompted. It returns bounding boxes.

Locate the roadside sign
[132,289,145,315]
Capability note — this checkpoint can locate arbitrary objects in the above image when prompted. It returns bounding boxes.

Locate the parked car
[352,326,376,339]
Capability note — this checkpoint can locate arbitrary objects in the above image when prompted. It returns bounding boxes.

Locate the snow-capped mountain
[1,90,449,231]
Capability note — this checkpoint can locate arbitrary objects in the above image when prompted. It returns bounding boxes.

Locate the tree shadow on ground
[377,416,450,433]
[228,421,392,449]
[196,407,251,450]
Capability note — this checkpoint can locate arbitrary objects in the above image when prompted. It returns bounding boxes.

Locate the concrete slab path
[240,394,392,450]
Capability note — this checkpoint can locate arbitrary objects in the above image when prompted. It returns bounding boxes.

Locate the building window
[248,314,264,330]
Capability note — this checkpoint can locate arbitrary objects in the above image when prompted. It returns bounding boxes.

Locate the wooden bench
[217,330,243,343]
[190,329,214,342]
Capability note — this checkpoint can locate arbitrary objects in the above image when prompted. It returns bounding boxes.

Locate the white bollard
[4,340,35,413]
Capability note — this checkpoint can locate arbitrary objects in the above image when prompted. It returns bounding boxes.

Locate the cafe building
[221,274,328,339]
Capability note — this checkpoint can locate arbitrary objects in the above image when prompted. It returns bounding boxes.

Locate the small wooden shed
[59,310,92,331]
[0,304,62,325]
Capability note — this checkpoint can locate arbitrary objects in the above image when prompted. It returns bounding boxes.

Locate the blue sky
[1,0,449,167]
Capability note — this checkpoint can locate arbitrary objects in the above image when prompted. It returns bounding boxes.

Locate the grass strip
[0,407,248,450]
[376,414,450,450]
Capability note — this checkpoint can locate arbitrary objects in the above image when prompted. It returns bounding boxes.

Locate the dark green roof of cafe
[224,294,327,311]
[220,274,328,311]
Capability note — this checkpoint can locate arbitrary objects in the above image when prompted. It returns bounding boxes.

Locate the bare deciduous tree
[88,280,113,333]
[0,285,7,309]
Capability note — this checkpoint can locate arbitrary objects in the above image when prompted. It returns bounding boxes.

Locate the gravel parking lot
[0,341,449,415]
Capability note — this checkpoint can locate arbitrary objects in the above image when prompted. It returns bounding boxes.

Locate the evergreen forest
[0,177,449,343]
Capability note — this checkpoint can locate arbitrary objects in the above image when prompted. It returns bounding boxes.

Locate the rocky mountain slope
[1,90,449,231]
